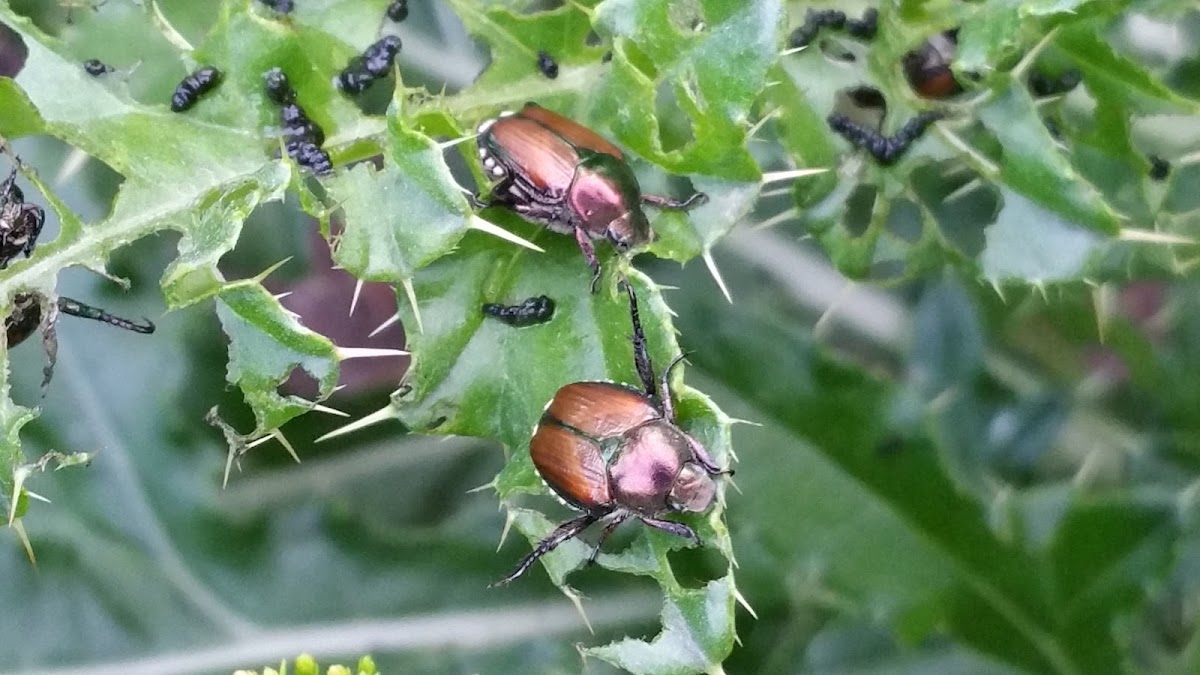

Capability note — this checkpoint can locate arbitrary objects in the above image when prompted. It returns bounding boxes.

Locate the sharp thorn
[253,257,294,284]
[750,207,799,231]
[311,403,350,417]
[761,168,829,185]
[315,406,398,442]
[337,347,410,360]
[1118,228,1196,245]
[734,586,759,619]
[497,508,516,552]
[402,277,424,335]
[273,429,301,464]
[437,133,480,150]
[469,215,545,252]
[348,279,365,317]
[702,249,733,304]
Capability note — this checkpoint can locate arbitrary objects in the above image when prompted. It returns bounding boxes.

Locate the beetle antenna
[623,281,658,401]
[490,512,599,587]
[55,297,155,334]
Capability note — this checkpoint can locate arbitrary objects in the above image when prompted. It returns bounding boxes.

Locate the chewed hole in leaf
[912,163,1000,258]
[279,364,320,400]
[885,198,923,244]
[623,41,658,79]
[833,86,886,130]
[869,259,906,281]
[842,184,877,238]
[666,543,727,589]
[264,260,407,399]
[655,80,696,154]
[0,19,28,76]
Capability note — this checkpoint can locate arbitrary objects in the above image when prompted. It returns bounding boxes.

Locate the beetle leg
[469,192,494,209]
[57,297,156,334]
[640,192,708,211]
[685,435,730,477]
[623,281,659,401]
[587,511,631,566]
[658,352,690,422]
[490,512,601,587]
[574,226,603,293]
[638,516,699,544]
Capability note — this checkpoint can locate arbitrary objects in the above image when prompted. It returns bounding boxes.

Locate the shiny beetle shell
[476,103,650,247]
[531,381,716,516]
[903,30,962,100]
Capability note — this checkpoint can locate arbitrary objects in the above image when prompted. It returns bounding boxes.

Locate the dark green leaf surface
[977,79,1122,235]
[327,108,472,281]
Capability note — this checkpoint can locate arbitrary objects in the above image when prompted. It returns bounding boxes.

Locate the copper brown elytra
[493,284,730,586]
[475,103,707,290]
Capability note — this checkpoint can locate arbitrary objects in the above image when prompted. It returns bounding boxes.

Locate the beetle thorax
[608,420,705,516]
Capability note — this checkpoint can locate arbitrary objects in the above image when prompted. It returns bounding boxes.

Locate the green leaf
[977,78,1122,235]
[0,6,336,485]
[586,576,736,673]
[1056,23,1200,112]
[979,188,1103,283]
[327,107,472,282]
[592,0,778,182]
[217,279,339,434]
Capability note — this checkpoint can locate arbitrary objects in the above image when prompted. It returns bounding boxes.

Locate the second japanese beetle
[6,292,155,389]
[493,284,729,586]
[0,166,45,269]
[475,103,707,290]
[904,29,962,100]
[6,293,155,347]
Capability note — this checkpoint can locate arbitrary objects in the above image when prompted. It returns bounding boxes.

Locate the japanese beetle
[475,103,707,290]
[903,30,962,100]
[82,59,113,76]
[493,284,729,586]
[482,295,555,327]
[536,51,558,79]
[6,293,155,388]
[171,66,222,112]
[0,167,44,269]
[335,35,402,95]
[7,294,155,347]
